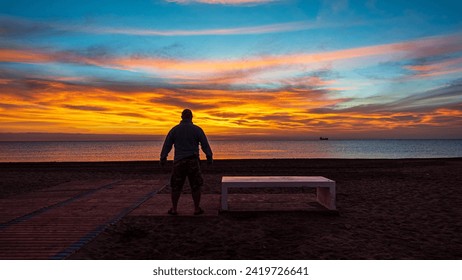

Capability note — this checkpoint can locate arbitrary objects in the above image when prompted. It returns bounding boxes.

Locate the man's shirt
[160,119,213,162]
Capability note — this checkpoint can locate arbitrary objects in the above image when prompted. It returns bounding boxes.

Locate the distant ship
[319,137,329,140]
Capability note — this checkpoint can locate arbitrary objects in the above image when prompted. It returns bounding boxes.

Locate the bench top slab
[222,176,334,183]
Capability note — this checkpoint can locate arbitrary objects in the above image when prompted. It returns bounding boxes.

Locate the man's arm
[198,128,213,163]
[160,130,174,163]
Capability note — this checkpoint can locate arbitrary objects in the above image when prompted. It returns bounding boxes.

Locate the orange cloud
[405,57,462,72]
[405,57,462,78]
[2,73,461,139]
[106,33,462,83]
[0,49,51,63]
[2,33,462,86]
[2,33,462,139]
[0,76,346,137]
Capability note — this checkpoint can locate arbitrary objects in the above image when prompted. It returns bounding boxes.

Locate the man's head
[181,109,193,120]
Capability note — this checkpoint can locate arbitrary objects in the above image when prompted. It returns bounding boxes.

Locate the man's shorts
[170,157,203,193]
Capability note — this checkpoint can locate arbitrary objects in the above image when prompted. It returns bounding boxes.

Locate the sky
[1,0,462,140]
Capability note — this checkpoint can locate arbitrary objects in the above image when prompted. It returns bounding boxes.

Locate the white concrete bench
[221,176,336,211]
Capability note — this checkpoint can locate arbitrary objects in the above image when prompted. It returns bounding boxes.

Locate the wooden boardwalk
[0,179,163,260]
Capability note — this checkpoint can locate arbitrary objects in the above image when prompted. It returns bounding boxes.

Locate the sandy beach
[1,158,462,259]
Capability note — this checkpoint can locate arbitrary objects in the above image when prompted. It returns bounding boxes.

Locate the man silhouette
[160,109,213,215]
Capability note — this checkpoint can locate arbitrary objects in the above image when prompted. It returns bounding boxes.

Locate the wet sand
[1,158,462,259]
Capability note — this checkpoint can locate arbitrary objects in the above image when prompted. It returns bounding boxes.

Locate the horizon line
[0,133,461,142]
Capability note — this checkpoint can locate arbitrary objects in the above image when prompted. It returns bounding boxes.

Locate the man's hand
[160,157,167,167]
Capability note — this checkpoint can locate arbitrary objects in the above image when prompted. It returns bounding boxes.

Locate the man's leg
[192,189,201,212]
[171,191,181,213]
[170,161,186,214]
[188,159,204,214]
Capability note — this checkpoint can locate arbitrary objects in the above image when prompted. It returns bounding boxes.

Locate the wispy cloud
[0,16,326,37]
[102,32,462,89]
[404,57,462,78]
[312,81,462,117]
[165,0,280,5]
[81,20,316,36]
[0,15,51,37]
[305,81,462,136]
[2,33,462,89]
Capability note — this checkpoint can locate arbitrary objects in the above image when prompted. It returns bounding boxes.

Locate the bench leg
[221,185,228,211]
[316,185,336,210]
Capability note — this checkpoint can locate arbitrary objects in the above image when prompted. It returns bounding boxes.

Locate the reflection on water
[0,139,461,162]
[214,140,462,159]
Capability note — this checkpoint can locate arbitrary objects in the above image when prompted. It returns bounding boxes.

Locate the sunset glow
[1,0,461,140]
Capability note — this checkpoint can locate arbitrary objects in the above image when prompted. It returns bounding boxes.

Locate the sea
[0,139,461,162]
